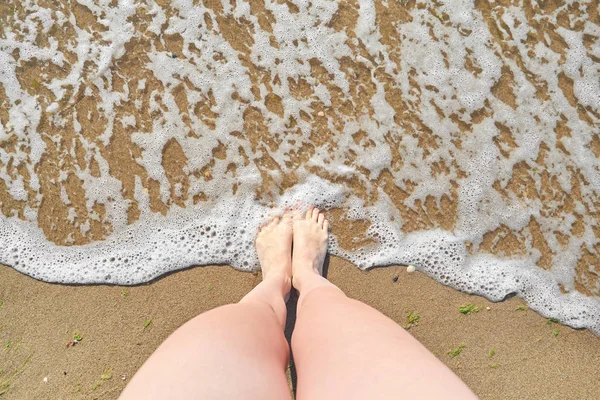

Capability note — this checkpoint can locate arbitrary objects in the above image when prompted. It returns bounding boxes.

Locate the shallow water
[0,0,599,333]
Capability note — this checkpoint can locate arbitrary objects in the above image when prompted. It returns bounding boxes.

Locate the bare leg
[291,207,478,400]
[120,215,293,400]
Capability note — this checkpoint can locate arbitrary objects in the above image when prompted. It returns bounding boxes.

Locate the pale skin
[120,207,478,399]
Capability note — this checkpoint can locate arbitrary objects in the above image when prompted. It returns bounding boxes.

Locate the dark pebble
[392,275,399,283]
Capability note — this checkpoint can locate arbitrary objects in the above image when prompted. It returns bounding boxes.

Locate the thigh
[292,287,477,400]
[120,303,292,400]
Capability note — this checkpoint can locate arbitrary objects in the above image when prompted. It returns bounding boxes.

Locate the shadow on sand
[283,252,331,397]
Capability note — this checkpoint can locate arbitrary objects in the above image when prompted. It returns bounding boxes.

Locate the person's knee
[192,303,290,358]
[297,285,346,311]
[294,289,398,344]
[292,288,352,346]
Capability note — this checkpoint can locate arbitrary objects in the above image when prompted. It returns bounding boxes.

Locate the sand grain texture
[1,260,599,399]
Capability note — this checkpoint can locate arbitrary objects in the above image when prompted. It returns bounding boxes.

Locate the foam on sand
[0,0,599,333]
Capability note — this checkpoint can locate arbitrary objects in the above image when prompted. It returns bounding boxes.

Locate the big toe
[281,212,293,226]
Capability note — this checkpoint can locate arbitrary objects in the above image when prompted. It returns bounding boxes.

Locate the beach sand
[1,0,600,398]
[1,258,599,399]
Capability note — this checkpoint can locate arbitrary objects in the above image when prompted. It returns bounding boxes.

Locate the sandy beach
[1,258,599,399]
[1,0,600,398]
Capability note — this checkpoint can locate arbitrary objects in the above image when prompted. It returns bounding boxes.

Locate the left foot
[255,213,293,287]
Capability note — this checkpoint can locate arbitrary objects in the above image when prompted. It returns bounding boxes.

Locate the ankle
[291,268,320,291]
[263,271,292,291]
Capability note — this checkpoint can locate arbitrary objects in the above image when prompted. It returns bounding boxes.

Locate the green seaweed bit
[144,319,152,328]
[489,348,496,358]
[207,284,213,291]
[121,288,129,296]
[552,329,559,337]
[73,332,83,341]
[447,344,465,358]
[459,304,481,315]
[515,305,527,311]
[101,368,112,381]
[547,318,559,325]
[0,300,4,307]
[408,312,420,325]
[92,368,112,391]
[490,363,499,369]
[404,311,420,329]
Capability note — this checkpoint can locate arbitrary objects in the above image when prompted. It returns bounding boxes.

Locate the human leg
[120,215,294,400]
[291,207,478,400]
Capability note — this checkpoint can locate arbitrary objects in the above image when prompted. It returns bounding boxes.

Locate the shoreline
[1,258,599,399]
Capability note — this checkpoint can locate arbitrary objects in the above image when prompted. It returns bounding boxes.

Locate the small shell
[317,111,325,117]
[43,377,48,383]
[406,265,416,273]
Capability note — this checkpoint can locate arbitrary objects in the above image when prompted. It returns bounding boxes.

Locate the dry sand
[1,258,599,400]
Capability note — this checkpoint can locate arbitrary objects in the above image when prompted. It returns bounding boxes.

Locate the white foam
[0,0,599,335]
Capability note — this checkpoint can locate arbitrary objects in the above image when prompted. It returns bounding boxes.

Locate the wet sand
[1,258,599,399]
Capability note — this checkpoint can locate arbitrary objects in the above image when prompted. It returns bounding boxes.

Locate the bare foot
[292,206,329,289]
[255,213,293,285]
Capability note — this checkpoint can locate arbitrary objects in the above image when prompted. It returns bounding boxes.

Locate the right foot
[292,206,329,289]
[255,213,293,286]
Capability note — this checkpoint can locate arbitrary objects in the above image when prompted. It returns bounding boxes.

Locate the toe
[312,207,320,221]
[262,217,278,232]
[258,221,268,232]
[282,212,293,226]
[317,213,325,227]
[305,206,314,220]
[323,219,329,231]
[293,209,303,222]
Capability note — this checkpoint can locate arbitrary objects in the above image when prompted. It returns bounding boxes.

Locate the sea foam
[0,0,599,334]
